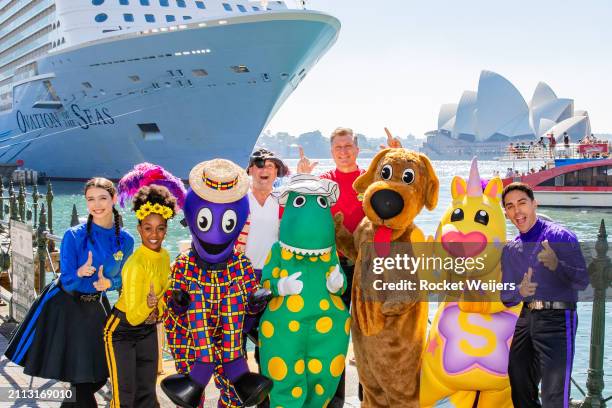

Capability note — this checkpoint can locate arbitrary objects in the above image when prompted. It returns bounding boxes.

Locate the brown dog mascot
[335,148,439,407]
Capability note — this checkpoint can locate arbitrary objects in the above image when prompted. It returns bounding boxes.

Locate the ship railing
[499,142,610,163]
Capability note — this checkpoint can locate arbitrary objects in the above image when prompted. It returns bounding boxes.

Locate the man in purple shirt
[501,182,588,408]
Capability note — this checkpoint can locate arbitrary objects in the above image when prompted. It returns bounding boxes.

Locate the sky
[266,0,612,139]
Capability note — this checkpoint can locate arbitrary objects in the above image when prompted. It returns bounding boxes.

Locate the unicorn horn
[467,157,482,197]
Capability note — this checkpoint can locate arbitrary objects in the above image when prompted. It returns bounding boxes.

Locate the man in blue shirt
[501,182,588,408]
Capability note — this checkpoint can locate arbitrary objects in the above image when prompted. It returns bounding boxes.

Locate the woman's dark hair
[132,184,178,223]
[84,177,122,247]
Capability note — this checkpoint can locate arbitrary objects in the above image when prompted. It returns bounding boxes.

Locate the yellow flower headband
[135,202,174,220]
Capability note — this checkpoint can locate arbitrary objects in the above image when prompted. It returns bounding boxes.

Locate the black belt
[75,292,102,302]
[525,300,576,310]
[58,280,103,303]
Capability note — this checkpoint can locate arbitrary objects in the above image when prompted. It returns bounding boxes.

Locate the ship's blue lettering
[102,107,115,124]
[16,110,63,133]
[33,114,43,128]
[71,104,116,129]
[71,104,89,129]
[83,109,95,125]
[16,110,27,133]
[95,109,106,125]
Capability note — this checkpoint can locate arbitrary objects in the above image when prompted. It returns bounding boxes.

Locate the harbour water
[43,158,612,401]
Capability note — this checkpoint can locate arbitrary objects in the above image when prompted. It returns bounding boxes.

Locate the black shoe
[233,372,273,406]
[160,374,204,408]
[327,395,345,408]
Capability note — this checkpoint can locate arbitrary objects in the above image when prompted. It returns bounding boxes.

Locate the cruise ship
[0,0,340,179]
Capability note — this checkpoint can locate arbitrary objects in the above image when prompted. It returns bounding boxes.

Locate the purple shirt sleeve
[547,229,589,290]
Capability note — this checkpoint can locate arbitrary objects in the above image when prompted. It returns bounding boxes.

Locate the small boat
[500,142,611,207]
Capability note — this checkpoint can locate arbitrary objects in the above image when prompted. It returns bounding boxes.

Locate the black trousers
[104,309,159,408]
[508,307,577,408]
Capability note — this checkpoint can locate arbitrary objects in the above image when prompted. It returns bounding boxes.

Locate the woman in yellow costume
[420,158,521,408]
[104,163,186,408]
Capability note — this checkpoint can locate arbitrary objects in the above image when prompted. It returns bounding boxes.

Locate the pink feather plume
[117,162,186,209]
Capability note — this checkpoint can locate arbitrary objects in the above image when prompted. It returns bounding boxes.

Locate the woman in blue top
[5,177,134,408]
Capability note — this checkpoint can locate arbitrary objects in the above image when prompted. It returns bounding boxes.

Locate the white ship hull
[534,190,612,207]
[0,11,340,179]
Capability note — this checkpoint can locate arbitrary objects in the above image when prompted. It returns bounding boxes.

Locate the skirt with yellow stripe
[104,308,159,408]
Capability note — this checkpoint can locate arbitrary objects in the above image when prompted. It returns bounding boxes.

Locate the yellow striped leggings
[104,308,159,408]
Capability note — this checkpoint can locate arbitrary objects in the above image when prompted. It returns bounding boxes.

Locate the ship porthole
[95,13,108,22]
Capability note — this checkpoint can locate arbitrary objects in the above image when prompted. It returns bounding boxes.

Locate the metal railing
[499,142,611,162]
[0,184,608,404]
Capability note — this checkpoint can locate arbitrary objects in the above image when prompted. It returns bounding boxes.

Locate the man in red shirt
[297,127,364,407]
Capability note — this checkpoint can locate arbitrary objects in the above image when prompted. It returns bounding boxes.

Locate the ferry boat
[500,142,612,207]
[0,0,340,179]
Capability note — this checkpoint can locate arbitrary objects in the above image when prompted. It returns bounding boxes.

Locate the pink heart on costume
[441,230,487,258]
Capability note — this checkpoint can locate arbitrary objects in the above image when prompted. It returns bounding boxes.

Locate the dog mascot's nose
[371,189,404,220]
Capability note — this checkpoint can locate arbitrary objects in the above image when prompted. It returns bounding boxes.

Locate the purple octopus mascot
[161,159,272,408]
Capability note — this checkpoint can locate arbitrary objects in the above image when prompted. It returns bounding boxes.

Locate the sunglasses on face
[253,158,266,168]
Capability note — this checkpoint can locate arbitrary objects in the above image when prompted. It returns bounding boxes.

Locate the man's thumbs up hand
[537,240,559,271]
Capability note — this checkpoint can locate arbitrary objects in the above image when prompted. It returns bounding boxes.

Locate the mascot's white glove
[326,265,344,293]
[278,272,303,296]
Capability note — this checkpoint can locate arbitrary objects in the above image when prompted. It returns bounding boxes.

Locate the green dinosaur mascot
[259,174,351,408]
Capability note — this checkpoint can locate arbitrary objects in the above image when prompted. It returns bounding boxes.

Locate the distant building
[422,70,591,159]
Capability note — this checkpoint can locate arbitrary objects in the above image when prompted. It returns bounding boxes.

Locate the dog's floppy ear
[419,153,439,210]
[353,148,391,193]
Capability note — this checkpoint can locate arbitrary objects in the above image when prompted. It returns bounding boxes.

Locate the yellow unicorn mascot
[420,158,521,407]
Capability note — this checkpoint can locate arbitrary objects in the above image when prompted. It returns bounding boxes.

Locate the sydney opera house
[421,70,591,159]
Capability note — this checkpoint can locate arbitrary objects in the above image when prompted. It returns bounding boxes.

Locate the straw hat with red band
[189,159,249,203]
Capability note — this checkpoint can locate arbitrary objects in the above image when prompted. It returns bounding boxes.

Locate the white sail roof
[435,70,591,143]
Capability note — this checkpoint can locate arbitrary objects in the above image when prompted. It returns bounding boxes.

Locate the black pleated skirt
[5,280,111,384]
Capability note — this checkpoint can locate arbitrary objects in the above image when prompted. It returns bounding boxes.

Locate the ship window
[231,65,249,73]
[123,13,134,22]
[577,167,595,186]
[119,0,129,4]
[183,15,192,20]
[62,37,66,44]
[237,4,246,12]
[564,171,578,187]
[252,6,259,10]
[223,3,232,11]
[192,69,208,77]
[145,14,155,22]
[195,1,205,8]
[595,166,611,187]
[539,177,555,186]
[129,75,140,82]
[138,123,164,141]
[82,82,93,89]
[95,13,108,22]
[166,15,176,22]
[176,0,186,6]
[92,0,105,5]
[160,0,169,5]
[140,0,150,5]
